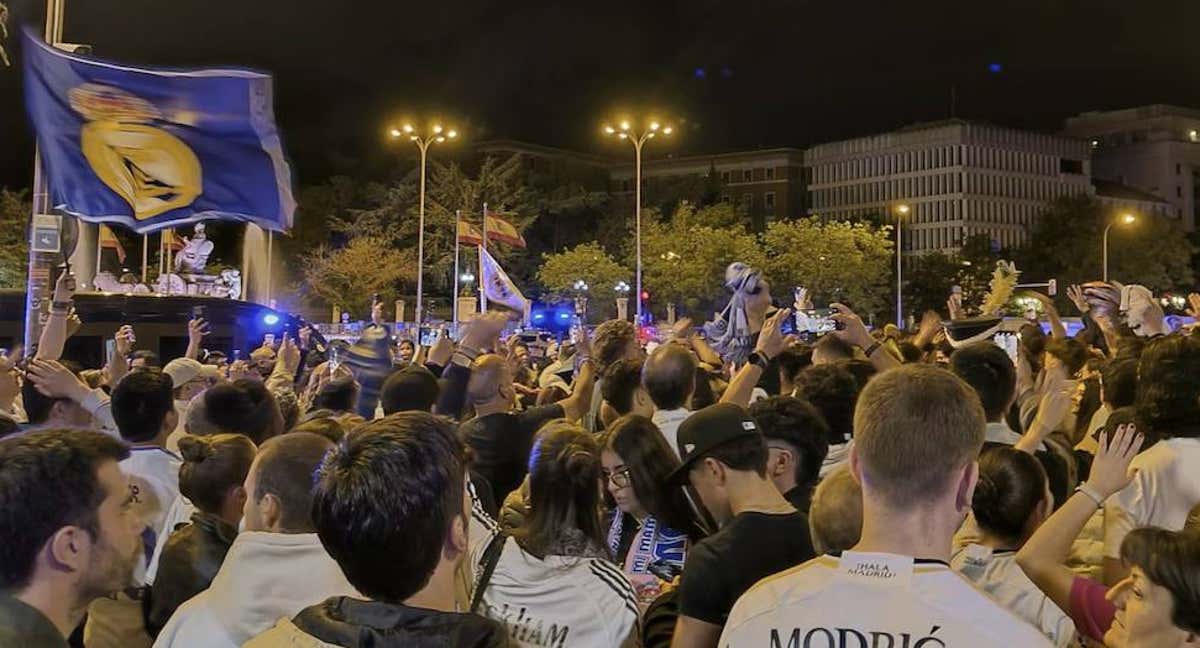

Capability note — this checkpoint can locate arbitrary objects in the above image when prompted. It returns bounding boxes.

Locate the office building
[1064,104,1200,230]
[804,119,1092,254]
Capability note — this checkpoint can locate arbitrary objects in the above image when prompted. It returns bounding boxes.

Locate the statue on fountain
[174,222,214,275]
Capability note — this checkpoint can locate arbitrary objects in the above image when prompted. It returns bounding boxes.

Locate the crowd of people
[1,262,1199,648]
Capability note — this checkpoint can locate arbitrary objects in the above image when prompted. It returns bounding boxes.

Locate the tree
[761,218,894,318]
[0,188,29,289]
[904,234,1008,318]
[300,235,415,317]
[639,211,766,317]
[1016,195,1195,303]
[536,243,631,319]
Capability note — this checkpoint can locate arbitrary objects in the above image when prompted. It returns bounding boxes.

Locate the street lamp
[603,116,674,324]
[389,121,459,326]
[894,203,910,328]
[1102,212,1136,282]
[573,279,590,322]
[459,271,475,295]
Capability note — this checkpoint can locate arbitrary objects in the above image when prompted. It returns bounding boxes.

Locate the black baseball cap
[667,402,762,484]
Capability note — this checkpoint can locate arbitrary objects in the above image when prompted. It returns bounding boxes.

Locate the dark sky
[3,0,1200,188]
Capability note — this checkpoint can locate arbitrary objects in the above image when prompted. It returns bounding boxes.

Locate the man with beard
[0,429,142,645]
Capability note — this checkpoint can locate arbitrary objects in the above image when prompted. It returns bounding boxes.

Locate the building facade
[804,120,1092,255]
[1064,104,1200,231]
[608,148,806,225]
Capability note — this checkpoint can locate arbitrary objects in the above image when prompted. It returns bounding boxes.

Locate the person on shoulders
[669,402,814,648]
[247,413,510,647]
[720,364,1052,647]
[0,429,141,647]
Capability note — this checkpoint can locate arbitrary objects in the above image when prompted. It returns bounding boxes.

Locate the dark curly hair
[1136,336,1200,440]
[793,363,860,445]
[749,396,830,491]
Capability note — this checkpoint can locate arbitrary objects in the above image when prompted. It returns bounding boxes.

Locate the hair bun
[178,436,214,463]
[560,445,597,483]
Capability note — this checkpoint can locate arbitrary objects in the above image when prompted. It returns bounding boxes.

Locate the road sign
[31,214,61,253]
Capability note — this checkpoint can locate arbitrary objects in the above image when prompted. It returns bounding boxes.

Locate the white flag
[480,247,528,313]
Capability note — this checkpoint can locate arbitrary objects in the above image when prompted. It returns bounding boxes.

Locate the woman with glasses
[471,420,640,648]
[601,415,706,608]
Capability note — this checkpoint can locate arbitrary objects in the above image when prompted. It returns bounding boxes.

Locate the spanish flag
[484,210,526,249]
[99,225,127,264]
[162,228,185,252]
[457,221,483,246]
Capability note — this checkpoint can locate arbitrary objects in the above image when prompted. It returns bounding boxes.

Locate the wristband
[747,351,770,370]
[1075,483,1106,508]
[863,341,882,357]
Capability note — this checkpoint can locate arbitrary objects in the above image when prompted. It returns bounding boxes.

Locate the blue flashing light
[988,62,1003,73]
[262,313,280,326]
[693,67,706,79]
[557,312,571,320]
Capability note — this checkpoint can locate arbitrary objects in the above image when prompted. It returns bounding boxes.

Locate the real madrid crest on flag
[479,247,528,313]
[21,29,295,234]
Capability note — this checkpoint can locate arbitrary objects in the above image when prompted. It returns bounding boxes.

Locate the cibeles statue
[174,222,214,275]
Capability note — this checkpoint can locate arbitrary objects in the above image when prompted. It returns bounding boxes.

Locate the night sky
[3,0,1200,188]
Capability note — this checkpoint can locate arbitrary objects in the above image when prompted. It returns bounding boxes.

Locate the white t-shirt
[720,551,1053,648]
[951,544,1075,647]
[472,536,639,648]
[121,446,181,582]
[1104,437,1200,558]
[651,408,690,458]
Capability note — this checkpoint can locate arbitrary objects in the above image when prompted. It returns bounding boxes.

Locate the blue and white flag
[480,247,527,313]
[22,30,295,234]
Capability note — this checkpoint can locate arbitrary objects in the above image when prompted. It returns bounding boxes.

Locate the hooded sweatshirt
[245,597,511,648]
[153,531,358,648]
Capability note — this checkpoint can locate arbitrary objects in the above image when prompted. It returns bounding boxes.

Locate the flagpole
[481,203,488,313]
[453,209,461,328]
[21,0,67,352]
[166,232,174,295]
[266,230,274,305]
[141,234,148,285]
[94,226,103,282]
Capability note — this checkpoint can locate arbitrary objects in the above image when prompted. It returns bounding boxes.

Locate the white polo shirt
[720,551,1052,648]
[1104,437,1200,558]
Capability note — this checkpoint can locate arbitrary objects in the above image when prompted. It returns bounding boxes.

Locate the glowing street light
[894,203,911,328]
[388,121,460,326]
[1103,213,1137,282]
[602,115,676,323]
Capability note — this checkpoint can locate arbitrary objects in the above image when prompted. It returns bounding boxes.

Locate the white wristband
[1075,483,1106,508]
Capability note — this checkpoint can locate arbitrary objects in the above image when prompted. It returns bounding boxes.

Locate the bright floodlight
[897,204,911,214]
[447,130,458,138]
[432,124,443,134]
[650,121,660,131]
[604,125,616,134]
[389,128,402,138]
[663,126,673,135]
[435,136,445,142]
[402,124,414,133]
[1122,213,1136,224]
[618,133,628,139]
[620,121,630,131]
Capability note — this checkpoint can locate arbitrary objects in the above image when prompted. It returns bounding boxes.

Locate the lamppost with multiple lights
[894,203,910,328]
[603,117,673,324]
[388,122,458,326]
[1102,212,1137,282]
[573,279,589,323]
[615,280,631,321]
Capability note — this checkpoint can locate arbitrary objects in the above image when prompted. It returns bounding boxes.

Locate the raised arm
[722,308,788,407]
[185,317,209,360]
[557,326,597,421]
[831,303,901,372]
[36,271,75,360]
[105,325,135,386]
[1016,424,1142,614]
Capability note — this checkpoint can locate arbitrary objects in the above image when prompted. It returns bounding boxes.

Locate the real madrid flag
[21,30,295,234]
[479,247,528,313]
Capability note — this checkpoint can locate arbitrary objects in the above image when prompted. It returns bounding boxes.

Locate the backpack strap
[470,532,507,614]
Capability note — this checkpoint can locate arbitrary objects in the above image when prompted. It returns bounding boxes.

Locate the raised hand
[754,308,791,360]
[188,317,209,344]
[276,334,302,375]
[1067,284,1090,314]
[26,358,88,402]
[1086,423,1143,499]
[114,325,135,357]
[830,303,872,350]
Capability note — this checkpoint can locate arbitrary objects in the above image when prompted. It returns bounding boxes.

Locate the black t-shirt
[461,404,564,503]
[677,510,814,626]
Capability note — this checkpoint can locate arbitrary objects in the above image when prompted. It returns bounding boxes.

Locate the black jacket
[146,511,238,636]
[292,596,512,648]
